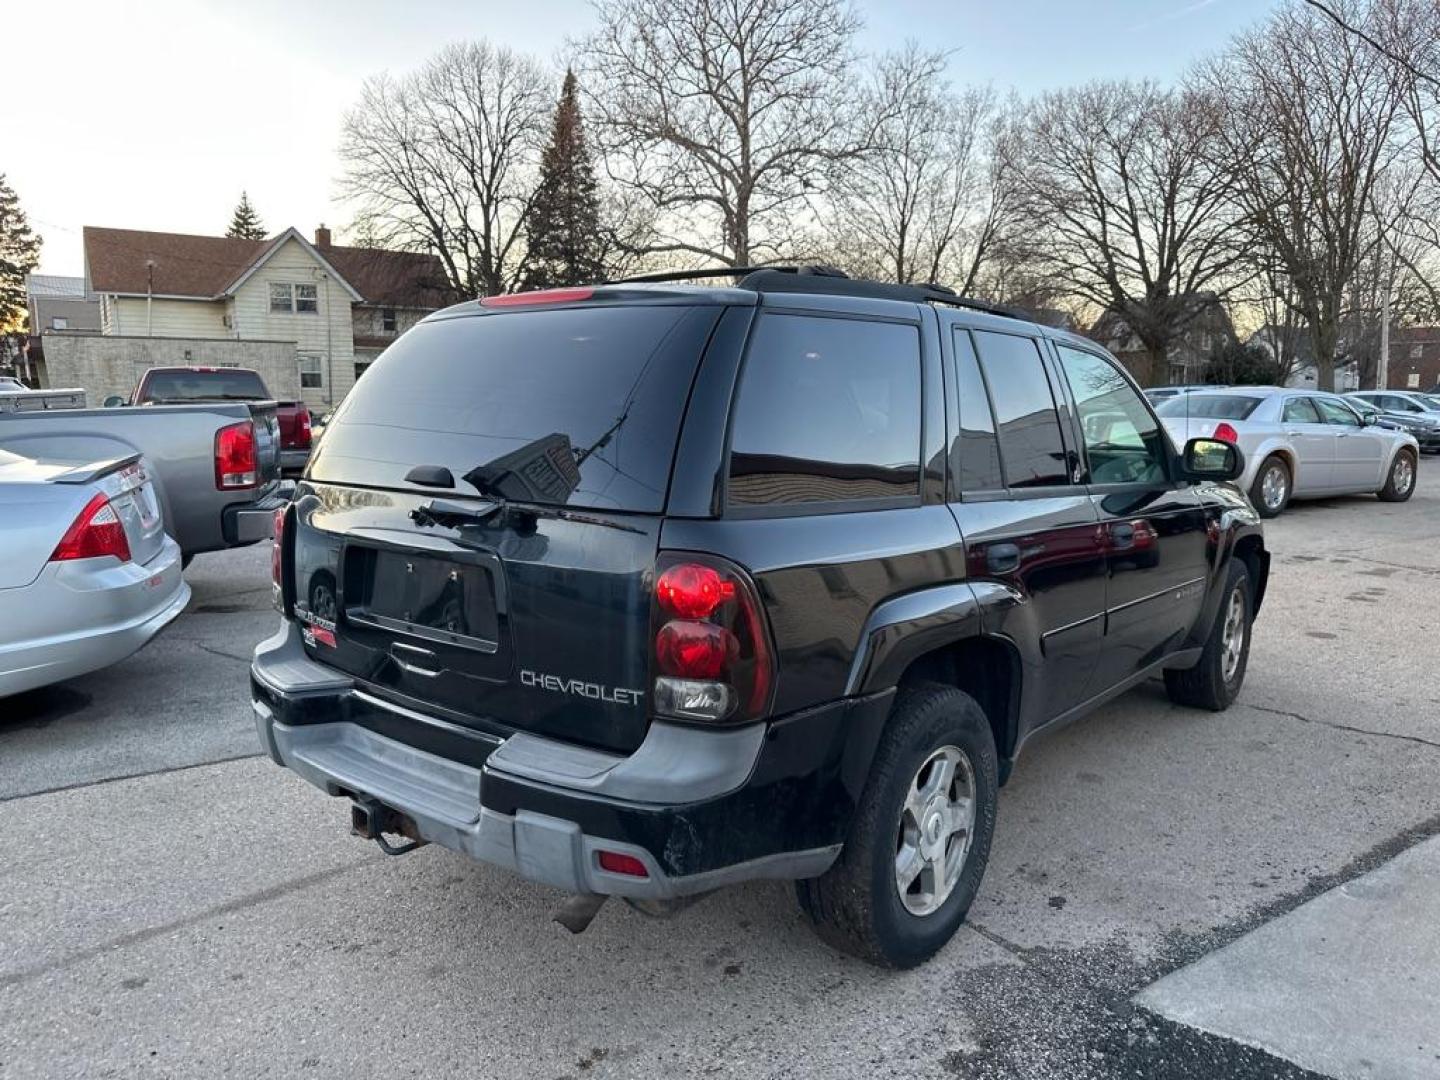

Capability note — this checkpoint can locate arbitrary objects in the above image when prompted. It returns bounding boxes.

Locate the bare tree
[338,41,550,297]
[826,46,993,285]
[575,0,865,266]
[1007,80,1246,384]
[1209,1,1406,390]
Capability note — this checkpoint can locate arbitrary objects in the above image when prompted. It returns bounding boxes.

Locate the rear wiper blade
[410,496,644,535]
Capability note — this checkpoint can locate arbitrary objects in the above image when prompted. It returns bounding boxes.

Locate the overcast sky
[6,0,1281,276]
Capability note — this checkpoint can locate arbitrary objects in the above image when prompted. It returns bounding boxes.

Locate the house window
[298,354,324,389]
[51,317,68,330]
[382,308,397,333]
[270,282,319,314]
[1410,344,1424,359]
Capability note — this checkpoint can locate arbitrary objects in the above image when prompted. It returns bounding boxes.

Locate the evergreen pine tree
[0,174,41,334]
[525,71,605,288]
[226,192,267,240]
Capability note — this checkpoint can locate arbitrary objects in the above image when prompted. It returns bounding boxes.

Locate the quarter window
[1282,398,1321,423]
[1056,346,1167,486]
[972,331,1070,488]
[727,314,922,506]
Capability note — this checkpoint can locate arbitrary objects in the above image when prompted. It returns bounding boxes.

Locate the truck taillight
[296,408,313,450]
[50,493,132,564]
[651,554,773,723]
[214,421,257,489]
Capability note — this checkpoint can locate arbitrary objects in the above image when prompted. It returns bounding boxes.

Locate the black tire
[1248,455,1290,518]
[795,683,998,968]
[1164,559,1252,712]
[1377,449,1417,502]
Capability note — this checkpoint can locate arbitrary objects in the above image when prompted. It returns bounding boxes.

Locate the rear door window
[1282,398,1322,423]
[310,304,718,512]
[972,331,1070,488]
[950,330,1004,492]
[727,314,922,507]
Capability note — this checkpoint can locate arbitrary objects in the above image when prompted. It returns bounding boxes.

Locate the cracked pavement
[2,471,1438,1079]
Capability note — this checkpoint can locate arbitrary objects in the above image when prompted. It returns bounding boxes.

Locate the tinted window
[727,314,921,506]
[1315,397,1360,426]
[1056,347,1167,485]
[312,305,717,512]
[1154,394,1263,420]
[973,331,1069,488]
[951,330,1003,492]
[141,368,268,401]
[1282,398,1321,423]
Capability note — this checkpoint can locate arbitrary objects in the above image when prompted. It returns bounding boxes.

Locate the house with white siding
[80,225,453,411]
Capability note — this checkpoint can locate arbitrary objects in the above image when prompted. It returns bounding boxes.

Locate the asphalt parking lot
[3,476,1438,1080]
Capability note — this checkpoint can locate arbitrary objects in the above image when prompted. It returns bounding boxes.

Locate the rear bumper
[221,483,294,547]
[0,536,190,696]
[279,448,310,475]
[250,621,891,897]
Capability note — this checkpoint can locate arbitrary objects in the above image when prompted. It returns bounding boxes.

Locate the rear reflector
[597,851,649,878]
[50,492,132,563]
[215,421,257,489]
[480,287,594,307]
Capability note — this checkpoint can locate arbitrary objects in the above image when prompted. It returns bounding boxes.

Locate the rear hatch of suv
[288,297,725,754]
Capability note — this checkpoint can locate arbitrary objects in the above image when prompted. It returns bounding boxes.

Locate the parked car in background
[123,366,313,476]
[1344,396,1440,454]
[0,400,288,562]
[253,269,1269,968]
[1346,390,1440,437]
[1144,384,1211,404]
[0,385,88,413]
[1155,388,1418,517]
[0,447,189,696]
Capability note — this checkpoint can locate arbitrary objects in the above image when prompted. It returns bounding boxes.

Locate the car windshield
[142,369,268,401]
[1153,393,1263,420]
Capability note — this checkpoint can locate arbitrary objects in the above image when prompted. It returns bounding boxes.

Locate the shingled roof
[83,226,454,309]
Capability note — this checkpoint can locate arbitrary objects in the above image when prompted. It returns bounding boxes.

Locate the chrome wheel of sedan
[1220,584,1247,683]
[1391,454,1414,497]
[1259,462,1288,512]
[895,745,976,917]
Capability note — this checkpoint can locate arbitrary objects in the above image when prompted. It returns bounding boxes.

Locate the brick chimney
[314,224,332,248]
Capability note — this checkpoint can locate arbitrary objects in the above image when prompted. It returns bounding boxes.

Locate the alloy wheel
[895,745,976,917]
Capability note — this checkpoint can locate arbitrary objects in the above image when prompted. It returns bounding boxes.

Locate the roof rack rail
[604,264,848,285]
[603,264,1026,320]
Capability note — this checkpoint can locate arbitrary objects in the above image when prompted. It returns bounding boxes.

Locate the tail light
[1213,422,1240,444]
[650,553,773,723]
[214,421,257,489]
[50,493,132,564]
[295,408,313,450]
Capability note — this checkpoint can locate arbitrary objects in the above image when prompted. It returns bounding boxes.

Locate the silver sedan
[1155,387,1419,518]
[0,448,190,696]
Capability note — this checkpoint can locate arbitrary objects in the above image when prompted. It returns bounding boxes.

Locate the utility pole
[1377,248,1396,391]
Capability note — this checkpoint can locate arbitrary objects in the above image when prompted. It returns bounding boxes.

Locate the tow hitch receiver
[350,797,427,856]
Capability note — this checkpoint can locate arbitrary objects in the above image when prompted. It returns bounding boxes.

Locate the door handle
[986,543,1022,574]
[1285,430,1302,437]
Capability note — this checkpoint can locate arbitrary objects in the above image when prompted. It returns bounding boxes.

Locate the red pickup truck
[129,367,312,475]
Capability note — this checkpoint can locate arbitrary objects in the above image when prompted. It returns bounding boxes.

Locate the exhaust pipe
[553,893,608,934]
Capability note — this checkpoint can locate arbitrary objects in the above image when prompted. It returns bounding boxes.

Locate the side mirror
[1182,437,1243,482]
[102,395,126,408]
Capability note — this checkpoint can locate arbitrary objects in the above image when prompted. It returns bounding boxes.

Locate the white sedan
[1155,387,1418,517]
[0,447,190,696]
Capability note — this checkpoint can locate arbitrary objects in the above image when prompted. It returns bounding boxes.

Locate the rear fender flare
[844,582,983,696]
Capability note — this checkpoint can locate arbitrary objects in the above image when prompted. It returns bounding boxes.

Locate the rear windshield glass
[310,305,717,512]
[142,369,267,401]
[1154,394,1263,420]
